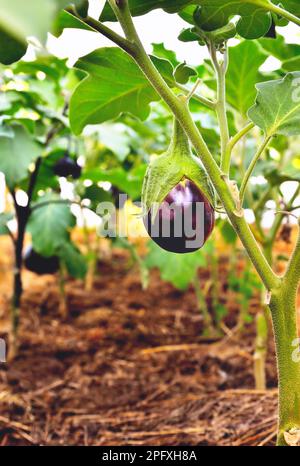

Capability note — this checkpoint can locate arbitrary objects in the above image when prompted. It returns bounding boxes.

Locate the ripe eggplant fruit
[142,115,215,254]
[53,154,82,179]
[144,179,214,253]
[24,246,59,275]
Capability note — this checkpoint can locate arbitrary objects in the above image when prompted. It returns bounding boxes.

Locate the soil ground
[0,243,283,447]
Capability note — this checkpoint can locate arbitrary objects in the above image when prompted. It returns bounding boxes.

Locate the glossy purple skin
[24,246,59,275]
[144,180,215,254]
[54,156,82,179]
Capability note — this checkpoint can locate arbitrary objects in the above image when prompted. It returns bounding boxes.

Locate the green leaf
[226,40,267,116]
[0,0,86,64]
[54,5,92,36]
[0,124,41,189]
[101,0,191,21]
[152,43,196,83]
[152,43,178,66]
[58,242,87,279]
[100,0,298,39]
[174,62,197,84]
[280,0,300,15]
[178,28,199,43]
[184,1,272,40]
[69,48,160,135]
[150,55,175,86]
[91,123,133,162]
[80,184,113,211]
[282,56,300,72]
[218,219,237,245]
[28,194,76,256]
[0,91,22,112]
[0,213,13,235]
[258,35,300,62]
[0,28,27,65]
[248,72,300,137]
[145,240,212,290]
[83,165,147,200]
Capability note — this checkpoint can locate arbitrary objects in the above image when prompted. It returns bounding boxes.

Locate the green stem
[269,287,300,445]
[66,9,135,54]
[225,122,255,174]
[240,136,272,205]
[209,42,230,173]
[176,82,216,109]
[108,1,278,291]
[267,2,300,28]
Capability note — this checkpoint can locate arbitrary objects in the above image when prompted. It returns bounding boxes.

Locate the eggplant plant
[63,1,300,445]
[2,0,300,446]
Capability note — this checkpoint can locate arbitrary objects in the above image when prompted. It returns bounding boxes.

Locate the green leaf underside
[248,72,300,137]
[58,242,87,279]
[28,194,75,256]
[0,124,41,189]
[69,48,160,135]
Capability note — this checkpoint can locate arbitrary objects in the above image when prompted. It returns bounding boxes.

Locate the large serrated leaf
[226,41,267,116]
[28,194,76,257]
[248,72,300,137]
[69,48,160,135]
[191,1,272,40]
[0,124,41,189]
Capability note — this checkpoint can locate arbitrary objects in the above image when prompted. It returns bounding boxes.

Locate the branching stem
[240,136,272,205]
[104,0,278,292]
[208,41,230,173]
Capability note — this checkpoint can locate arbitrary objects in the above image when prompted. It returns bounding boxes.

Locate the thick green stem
[108,0,279,292]
[269,288,300,445]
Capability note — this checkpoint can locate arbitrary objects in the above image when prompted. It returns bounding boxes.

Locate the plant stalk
[269,288,300,445]
[266,2,300,28]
